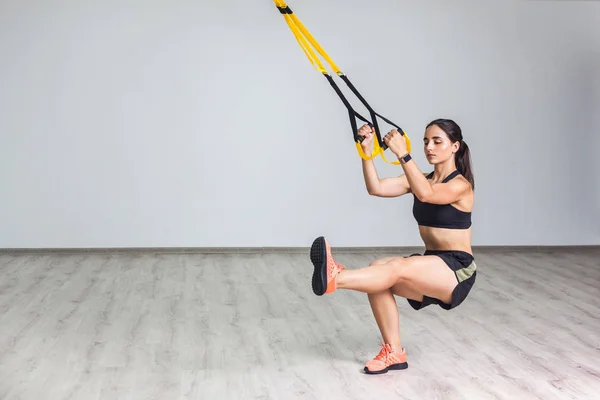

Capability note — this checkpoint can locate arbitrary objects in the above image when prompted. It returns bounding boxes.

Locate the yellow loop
[379,151,401,165]
[404,133,412,154]
[355,142,378,160]
[356,133,412,165]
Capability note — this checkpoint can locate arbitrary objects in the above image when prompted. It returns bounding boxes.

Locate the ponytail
[455,140,474,190]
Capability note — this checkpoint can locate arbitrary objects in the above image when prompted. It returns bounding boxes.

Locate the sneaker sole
[364,362,408,375]
[310,236,327,296]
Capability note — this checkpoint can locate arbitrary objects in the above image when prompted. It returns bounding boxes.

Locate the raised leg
[337,255,457,303]
[309,236,457,303]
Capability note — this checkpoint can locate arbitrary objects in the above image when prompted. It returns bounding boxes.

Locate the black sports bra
[412,170,472,229]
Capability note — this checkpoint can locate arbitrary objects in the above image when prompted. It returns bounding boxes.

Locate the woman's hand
[357,124,375,155]
[383,129,408,157]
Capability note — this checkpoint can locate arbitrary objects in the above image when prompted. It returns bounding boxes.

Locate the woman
[309,118,477,375]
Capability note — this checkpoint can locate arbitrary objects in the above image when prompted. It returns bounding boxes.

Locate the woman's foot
[310,236,345,295]
[364,343,408,374]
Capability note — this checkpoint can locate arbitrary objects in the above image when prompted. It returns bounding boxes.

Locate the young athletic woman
[309,118,477,374]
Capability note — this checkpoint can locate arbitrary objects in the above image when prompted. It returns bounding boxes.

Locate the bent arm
[401,158,469,204]
[362,158,410,197]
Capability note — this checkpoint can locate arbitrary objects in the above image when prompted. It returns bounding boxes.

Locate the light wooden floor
[1,248,599,400]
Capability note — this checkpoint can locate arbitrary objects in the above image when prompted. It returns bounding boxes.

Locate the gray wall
[1,0,599,248]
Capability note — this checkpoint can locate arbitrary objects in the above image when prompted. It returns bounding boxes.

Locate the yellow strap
[274,0,339,74]
[281,13,327,73]
[287,13,342,74]
[274,0,410,165]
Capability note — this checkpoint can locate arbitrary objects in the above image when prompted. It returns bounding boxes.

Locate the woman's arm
[362,158,410,197]
[358,124,411,198]
[401,158,469,204]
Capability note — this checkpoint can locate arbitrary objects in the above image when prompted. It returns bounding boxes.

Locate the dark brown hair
[426,118,474,190]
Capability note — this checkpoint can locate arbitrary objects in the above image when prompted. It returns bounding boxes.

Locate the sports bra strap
[442,170,461,183]
[425,170,460,182]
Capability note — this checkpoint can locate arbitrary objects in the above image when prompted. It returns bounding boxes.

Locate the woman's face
[423,125,459,165]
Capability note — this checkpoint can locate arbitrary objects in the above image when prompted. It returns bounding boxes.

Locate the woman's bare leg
[367,258,403,351]
[368,290,400,349]
[336,255,457,303]
[366,258,425,352]
[360,258,431,374]
[309,236,457,302]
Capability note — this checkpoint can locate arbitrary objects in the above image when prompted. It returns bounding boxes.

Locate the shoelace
[327,256,346,276]
[373,343,393,362]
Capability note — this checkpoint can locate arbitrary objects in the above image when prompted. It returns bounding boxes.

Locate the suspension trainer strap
[273,0,411,164]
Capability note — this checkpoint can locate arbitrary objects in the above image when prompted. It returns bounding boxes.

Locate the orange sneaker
[310,236,345,296]
[364,343,408,375]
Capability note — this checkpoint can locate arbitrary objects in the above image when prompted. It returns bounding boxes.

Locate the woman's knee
[368,259,386,267]
[368,258,408,284]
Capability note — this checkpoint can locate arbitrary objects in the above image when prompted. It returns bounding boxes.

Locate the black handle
[356,123,389,150]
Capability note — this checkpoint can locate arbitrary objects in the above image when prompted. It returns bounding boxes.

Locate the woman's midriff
[418,226,473,255]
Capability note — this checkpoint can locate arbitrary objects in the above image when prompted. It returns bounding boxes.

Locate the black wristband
[399,153,412,164]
